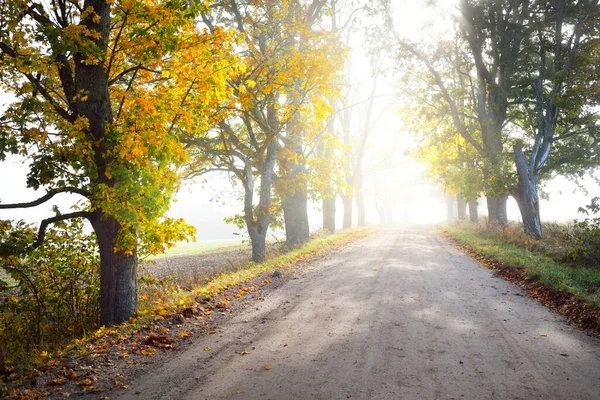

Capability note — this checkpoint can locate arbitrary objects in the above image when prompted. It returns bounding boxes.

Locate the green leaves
[0,218,100,369]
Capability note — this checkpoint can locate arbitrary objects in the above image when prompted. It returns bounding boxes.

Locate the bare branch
[33,211,92,248]
[0,187,90,209]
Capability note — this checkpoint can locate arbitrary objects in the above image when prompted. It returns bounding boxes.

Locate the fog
[1,0,599,245]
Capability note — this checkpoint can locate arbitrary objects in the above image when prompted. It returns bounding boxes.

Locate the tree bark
[248,225,268,263]
[92,215,137,326]
[322,197,336,232]
[282,189,310,247]
[468,200,479,223]
[246,134,278,263]
[80,0,138,326]
[511,146,543,239]
[342,193,353,228]
[486,195,508,227]
[280,123,309,245]
[457,196,467,219]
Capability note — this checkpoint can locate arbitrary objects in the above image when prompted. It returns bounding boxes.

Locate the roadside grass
[137,227,372,321]
[2,226,373,396]
[443,221,600,309]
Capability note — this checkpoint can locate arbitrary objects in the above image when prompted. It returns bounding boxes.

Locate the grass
[444,221,600,308]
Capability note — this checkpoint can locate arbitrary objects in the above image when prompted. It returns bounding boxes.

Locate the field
[145,238,247,260]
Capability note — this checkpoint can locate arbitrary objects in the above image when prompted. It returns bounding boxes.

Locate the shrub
[563,197,600,266]
[0,218,99,370]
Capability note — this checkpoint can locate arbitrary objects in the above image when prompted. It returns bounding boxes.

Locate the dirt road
[118,226,600,400]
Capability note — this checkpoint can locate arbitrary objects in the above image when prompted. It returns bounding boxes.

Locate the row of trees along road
[388,0,600,238]
[0,0,377,326]
[182,0,345,262]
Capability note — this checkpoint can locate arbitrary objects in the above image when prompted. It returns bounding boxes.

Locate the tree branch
[0,187,90,209]
[33,211,93,248]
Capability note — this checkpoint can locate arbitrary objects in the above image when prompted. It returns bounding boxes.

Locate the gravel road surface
[118,226,600,400]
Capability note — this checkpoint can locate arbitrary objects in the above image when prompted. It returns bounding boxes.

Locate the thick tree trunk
[322,197,336,232]
[457,196,467,219]
[486,195,508,227]
[468,200,479,223]
[342,194,353,228]
[248,225,267,263]
[245,133,277,263]
[512,146,543,238]
[93,215,137,326]
[446,194,455,222]
[283,190,310,247]
[77,0,137,326]
[355,174,366,226]
[280,139,309,246]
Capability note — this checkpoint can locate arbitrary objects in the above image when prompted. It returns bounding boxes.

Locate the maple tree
[273,0,344,247]
[0,0,233,324]
[185,0,343,260]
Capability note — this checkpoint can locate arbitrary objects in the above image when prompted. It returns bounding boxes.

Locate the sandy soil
[116,226,600,400]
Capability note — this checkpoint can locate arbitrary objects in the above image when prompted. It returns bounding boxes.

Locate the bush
[563,197,600,266]
[0,218,99,370]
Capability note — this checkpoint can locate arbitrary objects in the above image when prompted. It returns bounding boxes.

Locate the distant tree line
[386,0,600,236]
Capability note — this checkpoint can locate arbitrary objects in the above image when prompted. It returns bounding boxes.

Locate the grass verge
[442,221,600,334]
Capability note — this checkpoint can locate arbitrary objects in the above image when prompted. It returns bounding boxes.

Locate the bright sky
[0,0,598,241]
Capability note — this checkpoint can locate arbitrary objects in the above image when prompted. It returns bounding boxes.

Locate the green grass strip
[444,225,600,309]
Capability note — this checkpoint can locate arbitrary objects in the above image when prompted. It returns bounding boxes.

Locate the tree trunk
[457,196,467,219]
[250,133,277,262]
[468,200,479,223]
[486,195,508,227]
[280,134,309,246]
[322,197,336,232]
[248,225,267,263]
[342,194,353,228]
[283,190,310,247]
[446,194,455,222]
[511,146,543,238]
[93,215,137,326]
[355,174,366,226]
